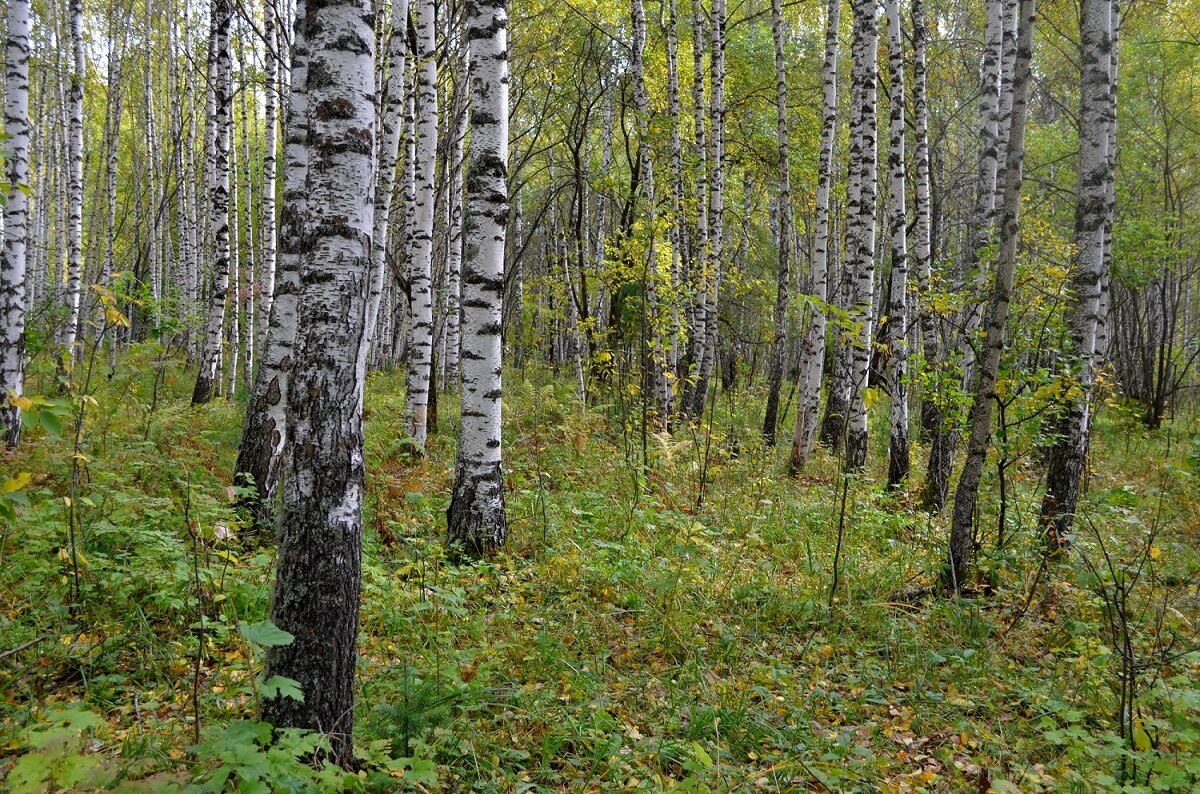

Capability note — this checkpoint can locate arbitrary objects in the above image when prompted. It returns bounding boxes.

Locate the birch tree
[844,0,879,472]
[1039,0,1118,545]
[1,0,31,448]
[790,0,840,473]
[446,0,509,556]
[884,0,909,487]
[947,0,1037,591]
[61,0,85,369]
[761,0,791,446]
[234,0,309,519]
[405,0,437,448]
[364,0,409,354]
[261,0,375,764]
[192,0,234,405]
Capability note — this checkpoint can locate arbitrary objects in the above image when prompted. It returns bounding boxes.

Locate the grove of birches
[2,0,1200,786]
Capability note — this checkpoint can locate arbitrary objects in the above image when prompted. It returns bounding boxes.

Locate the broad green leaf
[238,620,295,648]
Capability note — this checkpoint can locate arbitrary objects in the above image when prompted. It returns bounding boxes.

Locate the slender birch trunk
[884,0,909,487]
[258,0,279,354]
[922,0,1005,508]
[405,0,437,447]
[61,0,86,367]
[192,0,234,405]
[692,0,725,415]
[631,0,668,425]
[791,0,840,472]
[364,0,409,353]
[1,0,31,448]
[844,0,879,472]
[762,0,791,446]
[444,55,468,387]
[947,0,1036,591]
[912,0,937,436]
[447,0,509,556]
[234,0,308,519]
[684,0,709,416]
[1039,0,1117,545]
[261,0,375,765]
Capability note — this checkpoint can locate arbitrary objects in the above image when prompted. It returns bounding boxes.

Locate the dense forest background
[1,0,1199,789]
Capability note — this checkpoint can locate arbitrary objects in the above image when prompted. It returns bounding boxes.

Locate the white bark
[1,0,31,447]
[234,0,309,517]
[447,0,509,555]
[844,0,879,472]
[444,55,468,387]
[192,0,234,405]
[364,0,410,354]
[404,0,437,447]
[262,0,375,762]
[62,0,85,365]
[1039,0,1117,543]
[762,0,793,447]
[885,0,909,487]
[948,0,1037,589]
[791,0,840,472]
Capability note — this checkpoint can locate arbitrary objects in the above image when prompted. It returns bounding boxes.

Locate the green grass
[1,355,1198,791]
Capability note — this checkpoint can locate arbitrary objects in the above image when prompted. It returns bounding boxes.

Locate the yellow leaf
[1132,719,1152,751]
[2,472,31,493]
[105,305,131,328]
[1149,546,1162,560]
[7,390,32,411]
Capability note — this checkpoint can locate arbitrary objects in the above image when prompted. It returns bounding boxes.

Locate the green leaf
[238,620,295,648]
[39,409,63,437]
[259,675,305,702]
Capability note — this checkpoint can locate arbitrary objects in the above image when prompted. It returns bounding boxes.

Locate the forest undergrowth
[1,352,1199,792]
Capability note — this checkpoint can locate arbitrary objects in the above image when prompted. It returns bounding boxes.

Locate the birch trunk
[62,0,85,366]
[884,0,909,487]
[444,56,468,387]
[631,0,668,425]
[258,0,280,354]
[844,0,879,472]
[446,0,509,556]
[1,0,31,448]
[192,0,234,405]
[364,0,409,354]
[912,0,937,436]
[683,0,709,416]
[762,0,791,446]
[692,0,725,416]
[261,0,375,765]
[790,0,840,472]
[1039,0,1117,545]
[405,0,437,447]
[234,0,308,520]
[947,0,1036,591]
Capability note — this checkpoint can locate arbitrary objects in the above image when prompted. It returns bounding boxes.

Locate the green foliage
[4,708,114,793]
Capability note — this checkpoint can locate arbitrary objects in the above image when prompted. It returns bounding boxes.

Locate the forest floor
[1,354,1199,792]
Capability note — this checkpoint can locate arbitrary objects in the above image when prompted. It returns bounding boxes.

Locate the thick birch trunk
[261,0,375,766]
[447,0,509,556]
